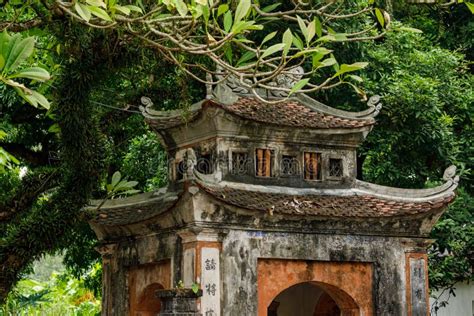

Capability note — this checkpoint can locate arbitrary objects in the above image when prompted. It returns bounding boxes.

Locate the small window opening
[329,158,343,177]
[304,152,321,180]
[196,153,213,174]
[231,152,248,175]
[256,149,274,177]
[281,155,299,176]
[176,160,186,180]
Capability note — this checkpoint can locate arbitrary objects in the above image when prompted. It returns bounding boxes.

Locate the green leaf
[175,0,188,17]
[314,17,322,38]
[292,33,304,50]
[289,78,310,95]
[87,6,113,21]
[75,3,91,22]
[312,52,325,68]
[231,21,262,34]
[217,4,228,17]
[347,74,363,83]
[375,8,384,27]
[111,171,121,187]
[398,26,423,34]
[235,0,251,24]
[0,130,7,139]
[5,36,34,72]
[333,62,368,77]
[191,283,200,294]
[261,31,277,46]
[201,4,210,22]
[224,44,232,63]
[260,43,285,59]
[0,55,4,71]
[334,33,347,41]
[261,3,280,13]
[296,16,308,44]
[124,5,143,13]
[465,2,474,13]
[124,180,139,188]
[86,0,106,8]
[236,51,256,66]
[306,20,316,44]
[223,10,233,33]
[16,87,50,110]
[294,47,331,58]
[282,28,293,57]
[317,57,337,68]
[114,5,131,15]
[0,31,12,60]
[347,82,366,99]
[25,90,50,110]
[48,123,61,134]
[316,34,336,43]
[10,67,51,82]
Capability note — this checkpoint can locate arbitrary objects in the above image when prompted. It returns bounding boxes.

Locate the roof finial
[443,165,459,183]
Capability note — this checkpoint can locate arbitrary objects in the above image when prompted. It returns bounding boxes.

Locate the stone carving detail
[201,247,221,315]
[141,96,153,108]
[367,94,382,115]
[213,66,305,102]
[443,165,458,182]
[409,258,428,315]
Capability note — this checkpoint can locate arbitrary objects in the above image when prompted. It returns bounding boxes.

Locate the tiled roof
[223,98,374,129]
[89,189,182,226]
[145,111,200,130]
[198,184,455,218]
[142,97,375,130]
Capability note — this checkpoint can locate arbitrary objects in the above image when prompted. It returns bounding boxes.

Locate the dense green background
[0,1,472,314]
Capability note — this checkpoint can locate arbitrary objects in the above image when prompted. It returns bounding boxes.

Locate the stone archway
[314,292,341,316]
[128,260,171,316]
[257,259,373,316]
[134,283,164,316]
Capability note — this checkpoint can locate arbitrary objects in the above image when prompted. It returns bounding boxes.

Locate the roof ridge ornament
[212,66,305,104]
[443,165,459,183]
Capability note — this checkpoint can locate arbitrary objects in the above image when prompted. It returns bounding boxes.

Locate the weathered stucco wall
[220,230,407,316]
[96,189,435,316]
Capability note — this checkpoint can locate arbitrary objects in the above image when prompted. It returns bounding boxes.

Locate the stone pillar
[95,243,118,316]
[156,289,203,316]
[402,239,433,316]
[177,228,224,316]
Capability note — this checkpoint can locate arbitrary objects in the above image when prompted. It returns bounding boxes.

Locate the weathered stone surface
[156,289,202,316]
[90,90,457,316]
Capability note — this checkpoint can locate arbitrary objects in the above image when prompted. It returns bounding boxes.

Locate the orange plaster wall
[257,259,374,316]
[405,253,429,316]
[129,260,171,316]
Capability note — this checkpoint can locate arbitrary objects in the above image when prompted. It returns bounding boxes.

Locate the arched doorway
[134,283,163,316]
[267,281,358,316]
[257,259,373,316]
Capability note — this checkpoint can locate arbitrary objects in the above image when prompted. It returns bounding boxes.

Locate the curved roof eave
[87,185,183,226]
[191,166,457,218]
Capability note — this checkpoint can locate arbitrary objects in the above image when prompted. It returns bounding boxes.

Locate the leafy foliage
[0,31,51,109]
[1,264,101,316]
[120,131,168,192]
[429,187,474,290]
[0,0,472,310]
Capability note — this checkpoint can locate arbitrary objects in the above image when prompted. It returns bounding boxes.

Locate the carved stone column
[177,228,225,316]
[95,243,118,316]
[401,238,434,316]
[156,289,203,316]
